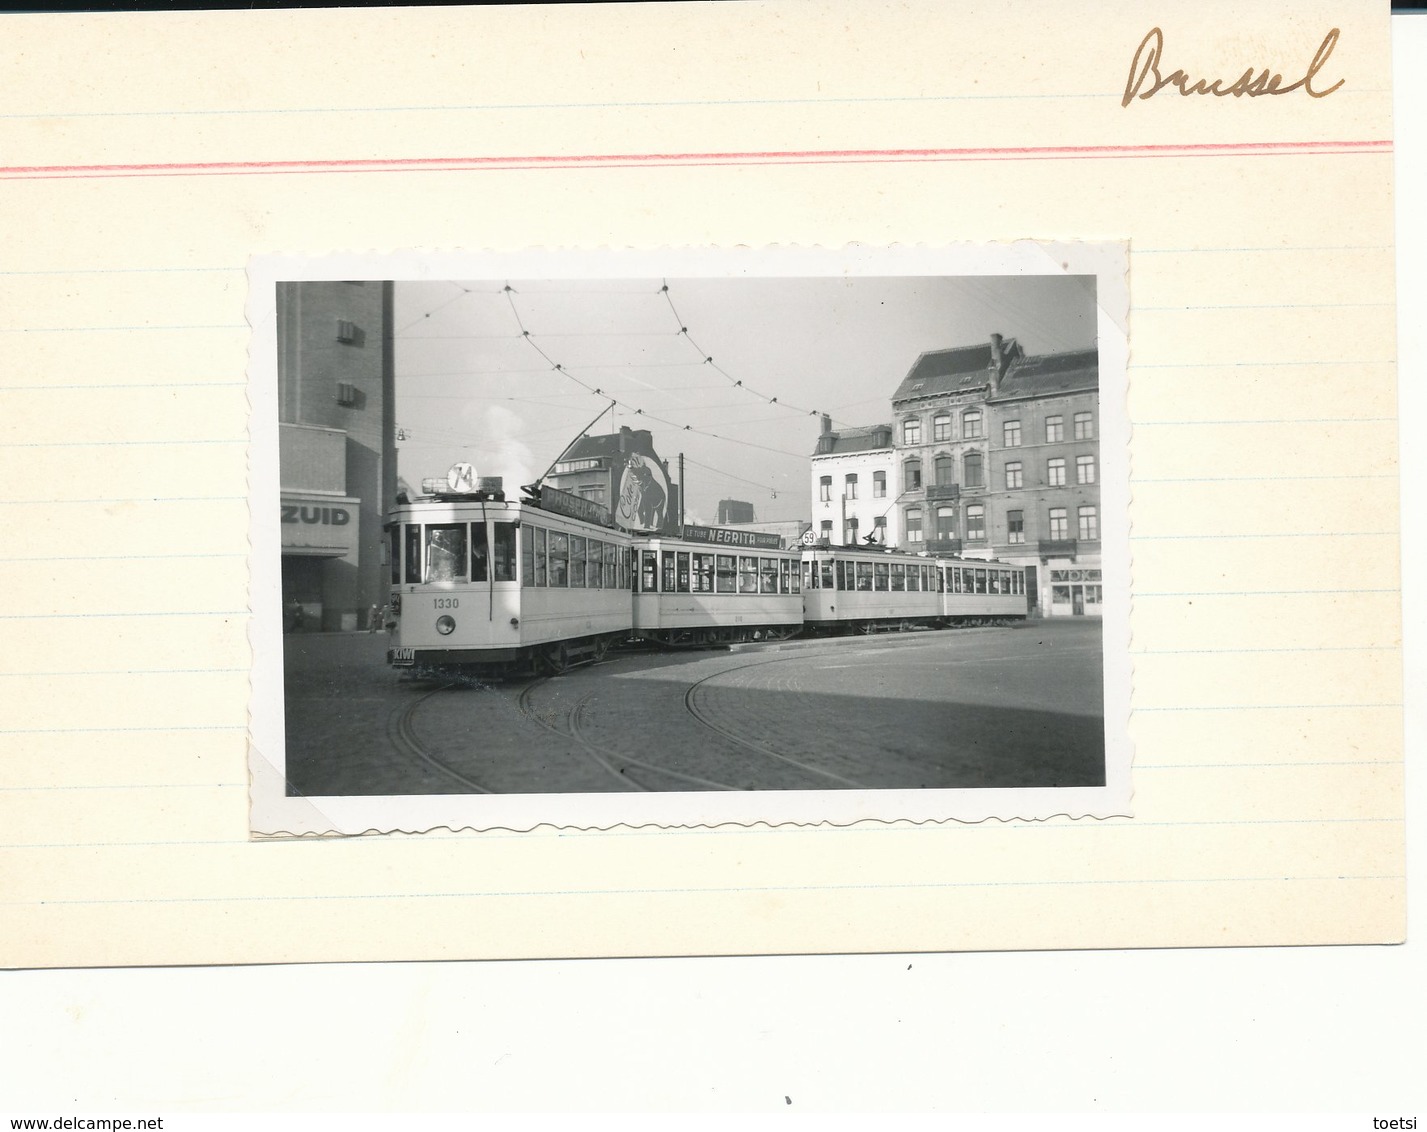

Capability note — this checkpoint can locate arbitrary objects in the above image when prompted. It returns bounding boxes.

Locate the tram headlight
[436,615,456,636]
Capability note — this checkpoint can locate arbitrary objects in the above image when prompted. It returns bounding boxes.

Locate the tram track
[514,676,740,792]
[387,682,496,794]
[681,654,870,790]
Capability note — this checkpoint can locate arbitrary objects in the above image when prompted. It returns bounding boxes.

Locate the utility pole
[678,452,685,530]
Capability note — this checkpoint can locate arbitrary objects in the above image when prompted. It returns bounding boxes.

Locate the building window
[1007,509,1025,543]
[1047,457,1066,487]
[962,409,983,439]
[845,517,860,544]
[1004,420,1021,447]
[578,484,605,504]
[1077,454,1096,484]
[933,413,951,441]
[873,515,887,542]
[904,458,922,490]
[966,505,985,541]
[1079,505,1098,540]
[1046,415,1064,443]
[935,505,955,540]
[963,451,983,488]
[845,473,858,500]
[1074,411,1094,440]
[903,418,921,445]
[934,454,954,486]
[820,520,833,537]
[819,475,831,502]
[1005,461,1022,490]
[1049,507,1068,540]
[905,508,923,543]
[873,470,886,497]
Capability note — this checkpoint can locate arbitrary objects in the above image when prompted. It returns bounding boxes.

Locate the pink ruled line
[0,139,1393,180]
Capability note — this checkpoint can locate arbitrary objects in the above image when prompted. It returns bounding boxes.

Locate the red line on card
[0,139,1392,180]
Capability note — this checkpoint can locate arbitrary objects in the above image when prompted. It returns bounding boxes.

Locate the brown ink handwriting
[1122,27,1344,107]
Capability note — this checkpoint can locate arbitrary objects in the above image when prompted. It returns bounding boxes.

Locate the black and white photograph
[248,245,1130,834]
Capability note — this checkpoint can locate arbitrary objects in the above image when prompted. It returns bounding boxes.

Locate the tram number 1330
[433,597,459,609]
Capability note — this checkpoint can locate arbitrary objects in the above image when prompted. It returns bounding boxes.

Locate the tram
[800,543,945,633]
[937,559,1029,624]
[385,480,633,676]
[631,528,803,646]
[384,464,1029,677]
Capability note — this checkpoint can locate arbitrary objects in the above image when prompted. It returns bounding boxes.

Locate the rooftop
[891,338,1098,405]
[991,347,1099,400]
[810,422,894,457]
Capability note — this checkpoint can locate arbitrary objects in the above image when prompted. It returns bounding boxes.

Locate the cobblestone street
[282,620,1104,796]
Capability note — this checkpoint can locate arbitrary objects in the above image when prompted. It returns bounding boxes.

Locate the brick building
[889,333,1101,616]
[815,333,1100,616]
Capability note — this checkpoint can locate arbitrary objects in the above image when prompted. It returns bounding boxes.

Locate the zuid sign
[281,504,351,526]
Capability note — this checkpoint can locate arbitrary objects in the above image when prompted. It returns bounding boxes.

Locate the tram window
[622,546,632,590]
[891,563,905,591]
[739,557,759,594]
[425,524,467,584]
[802,560,815,590]
[467,522,488,583]
[548,531,569,587]
[568,536,587,589]
[874,561,890,591]
[715,554,736,593]
[404,524,422,584]
[388,527,401,585]
[586,539,601,589]
[789,559,801,594]
[677,552,691,593]
[975,568,987,594]
[533,527,547,587]
[907,565,919,592]
[604,542,617,589]
[856,562,874,591]
[951,568,962,594]
[520,525,534,587]
[662,551,677,593]
[692,553,714,593]
[760,559,778,594]
[989,571,1001,594]
[493,523,516,582]
[822,560,835,590]
[779,559,790,593]
[641,549,658,593]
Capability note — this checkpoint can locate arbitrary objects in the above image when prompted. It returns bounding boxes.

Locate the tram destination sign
[681,524,783,550]
[538,485,613,528]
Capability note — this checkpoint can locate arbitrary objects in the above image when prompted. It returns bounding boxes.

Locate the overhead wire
[501,283,815,462]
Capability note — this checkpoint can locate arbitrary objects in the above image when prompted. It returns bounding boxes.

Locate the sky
[393,275,1098,526]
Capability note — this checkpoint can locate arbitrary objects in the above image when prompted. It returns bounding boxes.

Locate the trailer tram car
[800,543,945,634]
[937,559,1030,624]
[632,527,803,646]
[386,482,634,676]
[800,544,1031,633]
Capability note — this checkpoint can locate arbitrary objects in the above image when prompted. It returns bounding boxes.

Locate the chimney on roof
[618,425,632,452]
[988,333,1019,393]
[820,413,832,435]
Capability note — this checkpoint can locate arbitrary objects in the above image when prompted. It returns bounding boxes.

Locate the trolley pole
[678,452,685,531]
